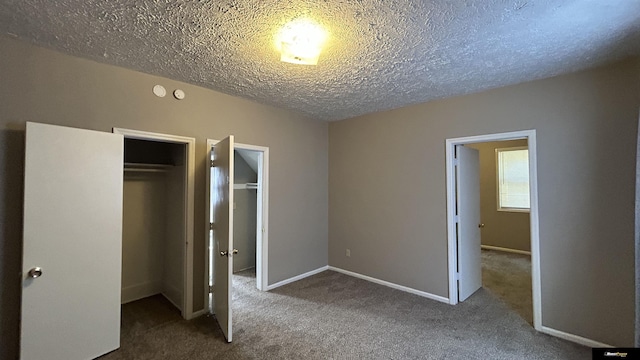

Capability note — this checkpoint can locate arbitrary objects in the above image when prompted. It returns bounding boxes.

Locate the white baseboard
[265,266,329,291]
[328,266,450,304]
[190,308,208,319]
[121,281,162,304]
[481,244,531,256]
[540,326,613,348]
[234,265,256,273]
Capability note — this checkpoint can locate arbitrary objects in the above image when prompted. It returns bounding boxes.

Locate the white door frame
[206,139,269,308]
[445,129,541,331]
[113,128,196,320]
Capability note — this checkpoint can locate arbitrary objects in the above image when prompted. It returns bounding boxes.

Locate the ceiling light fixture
[276,18,327,66]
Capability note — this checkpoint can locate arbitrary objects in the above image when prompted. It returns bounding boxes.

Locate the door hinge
[209,222,214,231]
[454,215,460,223]
[210,159,215,167]
[209,285,214,293]
[455,272,460,281]
[453,158,458,166]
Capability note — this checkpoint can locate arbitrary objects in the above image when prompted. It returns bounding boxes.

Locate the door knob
[28,267,43,278]
[220,249,238,257]
[478,223,485,228]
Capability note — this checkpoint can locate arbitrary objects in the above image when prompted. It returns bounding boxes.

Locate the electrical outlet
[346,249,351,257]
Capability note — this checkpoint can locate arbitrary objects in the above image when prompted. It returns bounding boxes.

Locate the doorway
[467,140,532,324]
[113,128,196,319]
[445,130,541,331]
[205,139,269,312]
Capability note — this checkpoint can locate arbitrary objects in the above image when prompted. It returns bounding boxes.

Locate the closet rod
[123,162,172,173]
[124,168,167,173]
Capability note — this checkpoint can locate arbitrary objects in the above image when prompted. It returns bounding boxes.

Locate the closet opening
[121,138,186,317]
[114,128,196,320]
[206,139,269,322]
[232,149,260,281]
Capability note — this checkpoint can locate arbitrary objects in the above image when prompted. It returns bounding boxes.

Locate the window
[496,147,529,212]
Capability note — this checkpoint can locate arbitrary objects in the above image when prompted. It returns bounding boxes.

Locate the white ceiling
[0,1,638,121]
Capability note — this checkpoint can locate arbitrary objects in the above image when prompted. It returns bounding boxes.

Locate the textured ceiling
[0,1,639,121]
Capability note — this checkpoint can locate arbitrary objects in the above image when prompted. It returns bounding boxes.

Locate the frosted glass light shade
[276,18,327,66]
[280,41,321,65]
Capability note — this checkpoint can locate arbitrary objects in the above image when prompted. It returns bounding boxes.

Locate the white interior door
[456,145,482,302]
[212,136,234,342]
[21,122,123,360]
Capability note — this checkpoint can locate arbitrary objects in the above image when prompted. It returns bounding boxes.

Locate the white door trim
[445,129,541,331]
[206,139,269,308]
[113,128,196,320]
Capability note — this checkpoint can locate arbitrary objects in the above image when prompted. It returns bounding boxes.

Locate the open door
[456,145,482,301]
[211,136,235,342]
[21,122,123,359]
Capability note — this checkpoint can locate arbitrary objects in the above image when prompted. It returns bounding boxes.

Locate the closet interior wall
[121,139,185,311]
[233,151,258,273]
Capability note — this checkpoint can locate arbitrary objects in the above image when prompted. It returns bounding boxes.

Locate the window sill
[497,208,530,213]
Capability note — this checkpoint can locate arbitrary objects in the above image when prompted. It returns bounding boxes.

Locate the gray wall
[467,140,530,252]
[164,161,186,308]
[234,151,259,184]
[329,58,640,346]
[234,152,258,273]
[0,35,328,359]
[121,172,167,303]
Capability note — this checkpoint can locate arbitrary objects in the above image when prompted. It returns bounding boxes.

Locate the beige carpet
[99,268,588,359]
[481,249,533,325]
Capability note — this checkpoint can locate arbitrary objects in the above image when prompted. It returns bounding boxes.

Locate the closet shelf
[234,182,259,190]
[124,162,172,173]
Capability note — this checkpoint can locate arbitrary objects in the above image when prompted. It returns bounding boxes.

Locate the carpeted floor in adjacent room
[481,249,533,325]
[99,266,588,360]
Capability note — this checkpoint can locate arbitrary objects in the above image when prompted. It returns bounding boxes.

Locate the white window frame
[495,146,530,213]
